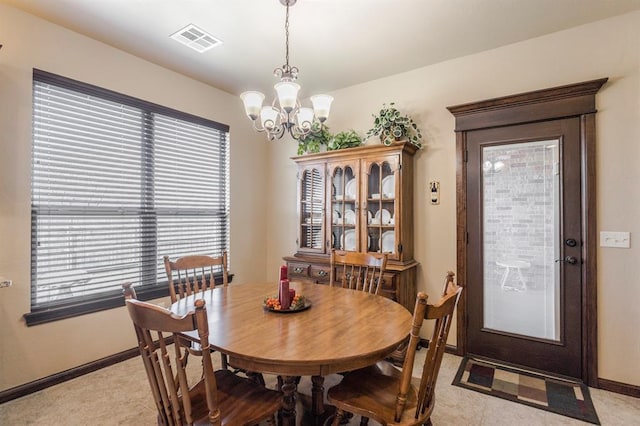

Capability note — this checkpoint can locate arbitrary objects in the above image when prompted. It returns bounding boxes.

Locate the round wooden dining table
[170,281,412,425]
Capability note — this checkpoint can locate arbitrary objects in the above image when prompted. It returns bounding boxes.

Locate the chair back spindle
[329,250,388,295]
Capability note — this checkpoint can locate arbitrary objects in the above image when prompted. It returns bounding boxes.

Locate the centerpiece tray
[263,296,311,313]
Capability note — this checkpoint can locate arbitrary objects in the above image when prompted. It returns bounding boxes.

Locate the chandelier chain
[285,2,290,68]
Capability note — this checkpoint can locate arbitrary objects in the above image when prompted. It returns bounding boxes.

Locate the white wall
[0,4,268,391]
[266,11,640,386]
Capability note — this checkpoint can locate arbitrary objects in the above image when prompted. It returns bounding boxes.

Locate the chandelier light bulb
[274,81,300,113]
[296,107,314,129]
[240,91,265,120]
[310,95,334,122]
[260,106,279,130]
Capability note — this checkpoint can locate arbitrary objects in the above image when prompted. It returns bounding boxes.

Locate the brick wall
[482,140,559,291]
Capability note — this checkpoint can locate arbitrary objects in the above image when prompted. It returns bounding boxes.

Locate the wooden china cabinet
[283,142,418,313]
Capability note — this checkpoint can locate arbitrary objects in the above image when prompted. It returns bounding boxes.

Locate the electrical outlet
[600,231,630,248]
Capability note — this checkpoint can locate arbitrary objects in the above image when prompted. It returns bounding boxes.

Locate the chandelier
[240,0,333,141]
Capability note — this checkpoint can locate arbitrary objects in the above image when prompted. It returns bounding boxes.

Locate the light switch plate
[600,231,630,248]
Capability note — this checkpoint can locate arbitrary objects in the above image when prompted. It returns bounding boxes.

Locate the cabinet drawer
[380,273,396,290]
[310,265,331,283]
[288,262,310,278]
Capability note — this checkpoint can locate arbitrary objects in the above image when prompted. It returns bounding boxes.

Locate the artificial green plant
[366,102,423,148]
[327,130,362,151]
[297,123,331,155]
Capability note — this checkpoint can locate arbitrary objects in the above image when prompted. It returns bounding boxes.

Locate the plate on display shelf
[382,175,395,198]
[263,295,311,313]
[341,229,356,251]
[344,209,356,225]
[332,209,341,224]
[380,230,395,253]
[345,179,356,200]
[373,208,392,225]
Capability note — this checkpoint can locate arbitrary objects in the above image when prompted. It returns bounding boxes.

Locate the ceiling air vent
[170,24,222,53]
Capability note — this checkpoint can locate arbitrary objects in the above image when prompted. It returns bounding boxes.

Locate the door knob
[555,256,578,264]
[565,238,577,247]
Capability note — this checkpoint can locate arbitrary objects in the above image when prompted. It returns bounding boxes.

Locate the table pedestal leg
[280,375,297,426]
[311,375,325,415]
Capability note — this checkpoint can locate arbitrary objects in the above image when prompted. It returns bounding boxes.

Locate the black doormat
[452,356,600,425]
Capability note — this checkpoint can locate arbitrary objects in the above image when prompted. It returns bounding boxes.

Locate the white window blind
[28,69,230,324]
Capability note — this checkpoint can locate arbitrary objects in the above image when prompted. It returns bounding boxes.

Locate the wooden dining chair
[163,253,230,367]
[125,297,282,425]
[164,253,228,304]
[327,273,463,426]
[329,250,388,295]
[163,253,265,383]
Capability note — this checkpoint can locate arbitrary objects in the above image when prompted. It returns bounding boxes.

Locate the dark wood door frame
[447,78,607,387]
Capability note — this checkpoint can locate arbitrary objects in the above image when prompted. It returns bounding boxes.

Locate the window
[26,69,230,325]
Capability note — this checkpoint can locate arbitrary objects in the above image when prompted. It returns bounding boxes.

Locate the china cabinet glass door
[363,156,399,259]
[328,161,359,252]
[298,165,325,253]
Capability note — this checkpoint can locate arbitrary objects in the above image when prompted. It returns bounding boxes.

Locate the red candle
[280,264,288,281]
[289,288,296,301]
[279,279,290,310]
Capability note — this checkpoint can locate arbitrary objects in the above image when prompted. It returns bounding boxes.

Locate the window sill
[23,286,168,326]
[24,274,233,326]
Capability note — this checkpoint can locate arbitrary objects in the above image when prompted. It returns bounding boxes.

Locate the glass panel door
[299,167,324,252]
[365,160,396,257]
[482,139,560,340]
[467,117,583,378]
[330,164,357,251]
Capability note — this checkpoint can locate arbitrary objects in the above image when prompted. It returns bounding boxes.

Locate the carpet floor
[1,352,639,425]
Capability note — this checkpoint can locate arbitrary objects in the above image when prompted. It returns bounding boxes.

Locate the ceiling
[4,0,640,98]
